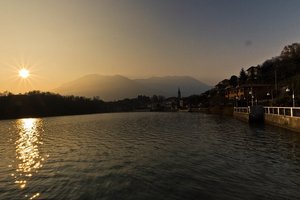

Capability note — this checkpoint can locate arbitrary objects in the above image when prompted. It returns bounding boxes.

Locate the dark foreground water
[0,112,300,200]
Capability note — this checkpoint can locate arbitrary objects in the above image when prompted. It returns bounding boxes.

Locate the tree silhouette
[0,91,152,120]
[229,75,238,87]
[239,68,247,84]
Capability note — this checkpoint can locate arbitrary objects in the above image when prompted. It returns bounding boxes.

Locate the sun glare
[19,69,30,79]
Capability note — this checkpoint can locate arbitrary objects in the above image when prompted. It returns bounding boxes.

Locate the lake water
[0,112,300,200]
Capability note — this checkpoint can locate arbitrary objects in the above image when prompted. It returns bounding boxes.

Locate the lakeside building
[246,66,260,78]
[225,84,272,102]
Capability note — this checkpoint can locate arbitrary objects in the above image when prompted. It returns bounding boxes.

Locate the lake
[0,112,300,200]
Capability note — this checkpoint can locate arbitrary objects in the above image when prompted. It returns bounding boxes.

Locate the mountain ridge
[54,74,211,101]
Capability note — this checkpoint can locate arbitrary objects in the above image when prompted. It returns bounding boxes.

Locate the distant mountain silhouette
[54,74,150,101]
[135,76,211,97]
[54,74,210,101]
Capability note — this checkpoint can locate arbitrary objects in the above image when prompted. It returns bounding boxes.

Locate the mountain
[135,76,210,97]
[54,74,150,101]
[54,74,211,101]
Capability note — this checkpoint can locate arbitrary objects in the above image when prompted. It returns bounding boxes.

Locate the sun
[19,68,30,79]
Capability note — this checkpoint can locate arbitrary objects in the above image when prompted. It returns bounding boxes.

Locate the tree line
[0,91,152,120]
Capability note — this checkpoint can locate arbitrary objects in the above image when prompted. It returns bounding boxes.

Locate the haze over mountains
[54,74,211,101]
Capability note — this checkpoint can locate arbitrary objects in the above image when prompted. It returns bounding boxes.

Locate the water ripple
[0,112,300,199]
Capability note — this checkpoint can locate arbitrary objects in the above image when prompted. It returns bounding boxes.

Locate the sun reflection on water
[14,118,45,199]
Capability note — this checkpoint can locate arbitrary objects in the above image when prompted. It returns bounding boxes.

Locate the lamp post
[235,96,239,107]
[249,90,254,106]
[267,91,273,106]
[286,87,295,107]
[274,58,282,98]
[293,91,295,107]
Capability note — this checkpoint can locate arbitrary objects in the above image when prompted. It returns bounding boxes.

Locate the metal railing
[264,107,300,117]
[234,106,300,117]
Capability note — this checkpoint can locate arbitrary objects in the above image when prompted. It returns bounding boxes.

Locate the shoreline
[233,106,300,133]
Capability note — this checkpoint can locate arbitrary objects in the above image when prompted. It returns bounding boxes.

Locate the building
[225,84,272,104]
[246,66,262,82]
[246,66,259,76]
[178,88,183,108]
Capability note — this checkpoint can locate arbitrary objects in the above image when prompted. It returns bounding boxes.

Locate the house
[246,66,261,82]
[247,66,258,76]
[225,84,272,102]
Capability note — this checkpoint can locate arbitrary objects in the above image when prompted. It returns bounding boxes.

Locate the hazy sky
[0,0,300,93]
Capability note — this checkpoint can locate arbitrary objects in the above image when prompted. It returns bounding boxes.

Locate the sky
[0,0,300,93]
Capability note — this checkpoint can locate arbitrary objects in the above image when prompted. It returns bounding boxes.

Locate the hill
[135,76,210,97]
[54,74,150,101]
[202,42,300,108]
[54,74,210,101]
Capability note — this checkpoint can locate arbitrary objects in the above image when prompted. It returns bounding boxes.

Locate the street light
[267,91,273,106]
[286,87,295,107]
[249,91,254,106]
[235,96,239,107]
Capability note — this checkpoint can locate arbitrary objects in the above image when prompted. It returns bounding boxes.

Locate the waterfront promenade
[234,106,300,132]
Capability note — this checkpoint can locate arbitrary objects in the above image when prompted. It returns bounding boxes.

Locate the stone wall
[264,114,300,132]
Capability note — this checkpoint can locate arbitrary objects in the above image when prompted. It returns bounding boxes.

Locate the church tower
[177,88,182,108]
[178,88,181,100]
